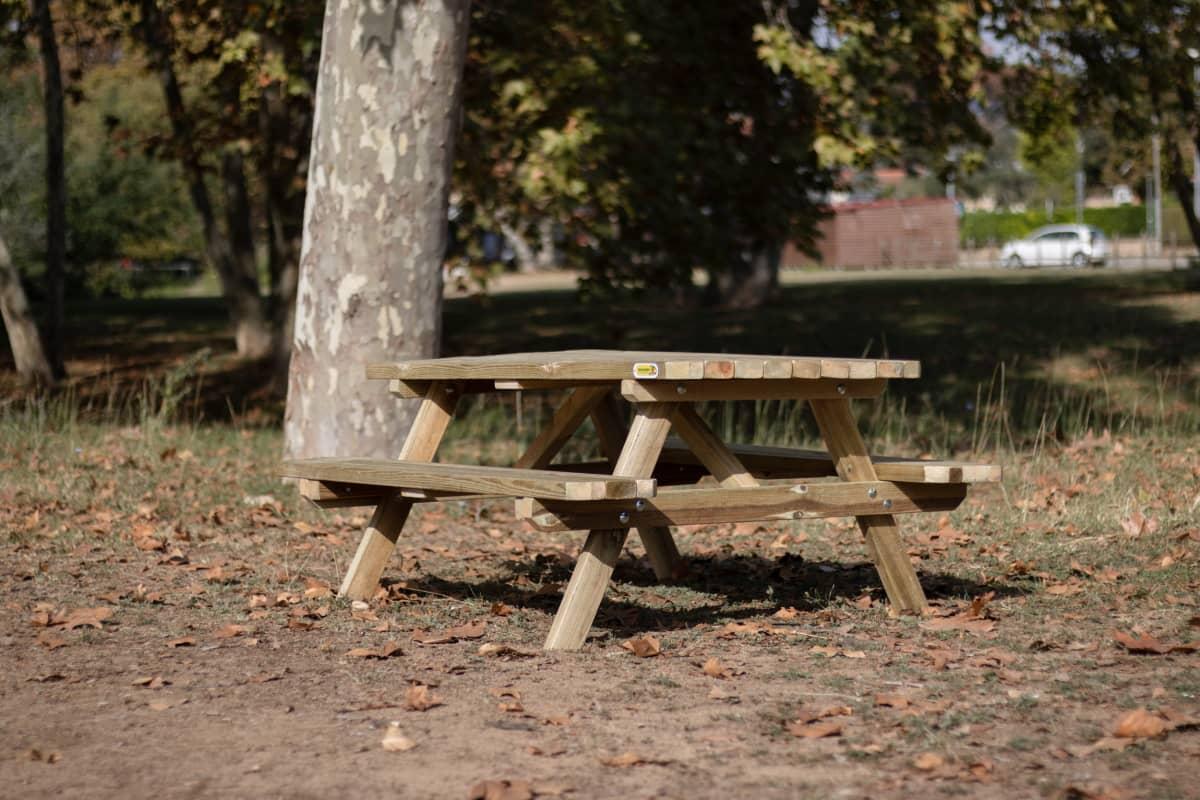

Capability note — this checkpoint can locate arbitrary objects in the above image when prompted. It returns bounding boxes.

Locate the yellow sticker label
[632,363,660,379]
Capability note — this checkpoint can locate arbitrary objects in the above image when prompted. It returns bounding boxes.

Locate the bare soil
[2,424,1198,800]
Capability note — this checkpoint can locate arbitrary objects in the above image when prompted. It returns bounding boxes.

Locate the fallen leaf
[787,719,843,738]
[37,631,67,650]
[913,752,945,771]
[1112,630,1199,655]
[1113,708,1169,738]
[132,676,168,689]
[213,624,248,639]
[404,683,443,711]
[24,748,62,764]
[701,657,731,679]
[875,693,911,709]
[773,607,800,620]
[166,637,196,648]
[411,621,487,645]
[598,751,670,768]
[621,635,661,658]
[346,641,402,660]
[381,724,417,752]
[60,606,113,630]
[477,643,536,659]
[489,602,513,617]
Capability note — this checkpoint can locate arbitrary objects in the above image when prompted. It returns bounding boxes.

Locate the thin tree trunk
[706,241,781,309]
[1168,138,1200,252]
[499,220,536,272]
[136,0,272,359]
[284,0,472,459]
[31,0,66,378]
[0,232,55,386]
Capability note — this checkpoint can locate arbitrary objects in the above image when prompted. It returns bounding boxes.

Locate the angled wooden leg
[589,393,686,581]
[338,381,458,600]
[545,402,676,650]
[668,405,759,488]
[808,398,926,613]
[515,386,611,469]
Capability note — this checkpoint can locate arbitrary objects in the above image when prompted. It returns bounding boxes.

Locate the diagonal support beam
[668,405,759,488]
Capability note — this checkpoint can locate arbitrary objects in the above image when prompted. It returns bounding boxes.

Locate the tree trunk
[1168,138,1200,252]
[284,0,472,459]
[499,220,537,272]
[706,241,781,309]
[0,232,55,386]
[136,0,273,360]
[31,0,66,379]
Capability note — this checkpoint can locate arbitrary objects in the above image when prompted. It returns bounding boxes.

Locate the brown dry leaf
[1120,510,1159,538]
[913,752,945,771]
[60,606,113,630]
[132,676,168,689]
[380,724,417,752]
[713,620,781,638]
[24,748,62,764]
[411,621,487,645]
[621,635,661,658]
[303,578,333,599]
[477,643,536,659]
[1113,708,1169,739]
[404,683,443,712]
[346,641,402,660]
[1112,630,1199,655]
[1066,737,1133,759]
[37,631,67,650]
[598,751,670,768]
[166,637,195,648]
[875,693,911,709]
[787,719,844,739]
[213,624,248,640]
[701,657,731,679]
[773,606,800,620]
[489,601,513,617]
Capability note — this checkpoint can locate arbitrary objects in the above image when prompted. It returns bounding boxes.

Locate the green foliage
[961,206,1147,244]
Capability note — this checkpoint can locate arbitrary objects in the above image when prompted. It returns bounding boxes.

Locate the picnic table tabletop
[365,349,920,382]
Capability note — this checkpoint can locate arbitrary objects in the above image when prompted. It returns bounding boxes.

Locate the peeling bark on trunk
[32,0,66,379]
[137,0,273,360]
[0,232,55,386]
[284,0,472,460]
[706,242,781,310]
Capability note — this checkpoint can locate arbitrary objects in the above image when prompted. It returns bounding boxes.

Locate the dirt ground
[2,420,1198,800]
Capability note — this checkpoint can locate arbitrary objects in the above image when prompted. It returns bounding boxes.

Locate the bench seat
[658,440,1001,484]
[280,458,657,504]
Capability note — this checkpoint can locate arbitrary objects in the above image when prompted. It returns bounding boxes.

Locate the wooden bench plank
[281,458,656,501]
[658,442,1001,484]
[516,480,967,531]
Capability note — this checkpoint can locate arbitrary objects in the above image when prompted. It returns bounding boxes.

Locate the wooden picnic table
[281,350,1000,650]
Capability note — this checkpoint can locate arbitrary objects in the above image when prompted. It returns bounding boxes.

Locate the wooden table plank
[366,350,920,383]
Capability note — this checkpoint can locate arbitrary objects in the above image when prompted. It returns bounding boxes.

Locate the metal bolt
[836,383,847,395]
[867,487,878,499]
[618,511,630,524]
[675,384,688,395]
[796,484,808,494]
[882,499,893,510]
[634,499,647,511]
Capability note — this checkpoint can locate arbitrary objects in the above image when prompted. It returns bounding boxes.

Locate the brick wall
[782,197,959,269]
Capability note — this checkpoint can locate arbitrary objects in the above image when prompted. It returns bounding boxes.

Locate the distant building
[781,197,959,270]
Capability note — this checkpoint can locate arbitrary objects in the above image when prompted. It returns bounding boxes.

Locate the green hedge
[961,206,1147,245]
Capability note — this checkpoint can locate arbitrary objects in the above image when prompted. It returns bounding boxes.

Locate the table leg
[808,398,927,613]
[589,393,686,581]
[545,402,676,650]
[338,381,458,600]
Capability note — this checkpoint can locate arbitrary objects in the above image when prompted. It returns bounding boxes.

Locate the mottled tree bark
[31,0,66,378]
[0,232,55,386]
[284,0,472,459]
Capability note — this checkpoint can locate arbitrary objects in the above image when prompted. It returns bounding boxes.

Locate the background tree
[283,0,471,460]
[993,0,1200,248]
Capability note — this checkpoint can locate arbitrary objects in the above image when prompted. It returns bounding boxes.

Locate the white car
[1000,224,1109,268]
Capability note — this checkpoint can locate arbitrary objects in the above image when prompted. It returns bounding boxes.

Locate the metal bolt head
[618,511,630,524]
[675,384,687,394]
[836,383,847,395]
[882,499,893,510]
[796,484,808,494]
[867,487,878,499]
[634,499,646,511]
